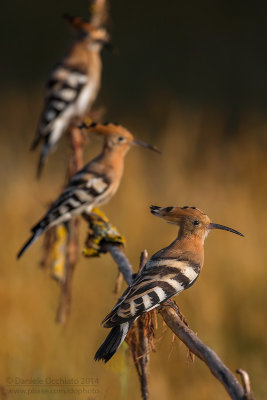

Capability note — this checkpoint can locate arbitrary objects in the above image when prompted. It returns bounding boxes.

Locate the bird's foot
[160,300,189,327]
[160,299,180,313]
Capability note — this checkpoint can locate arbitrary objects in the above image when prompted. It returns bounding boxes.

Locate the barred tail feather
[17,228,43,259]
[94,321,132,363]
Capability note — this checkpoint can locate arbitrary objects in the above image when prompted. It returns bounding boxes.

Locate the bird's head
[79,121,160,156]
[63,14,110,49]
[150,205,244,242]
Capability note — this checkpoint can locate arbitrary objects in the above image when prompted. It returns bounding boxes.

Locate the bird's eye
[118,136,124,142]
[193,220,199,226]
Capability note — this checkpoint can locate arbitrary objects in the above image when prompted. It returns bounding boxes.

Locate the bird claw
[160,300,180,313]
[160,300,189,327]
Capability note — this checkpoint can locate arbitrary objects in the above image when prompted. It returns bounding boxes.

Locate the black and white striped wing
[32,171,110,233]
[103,258,201,328]
[32,63,88,150]
[42,64,88,138]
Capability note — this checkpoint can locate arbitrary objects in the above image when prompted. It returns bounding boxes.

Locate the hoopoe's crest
[151,205,244,239]
[18,123,159,259]
[80,121,161,154]
[63,14,110,45]
[31,13,110,178]
[95,205,243,363]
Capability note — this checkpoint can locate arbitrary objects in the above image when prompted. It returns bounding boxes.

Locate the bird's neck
[67,41,102,66]
[96,146,127,182]
[161,234,204,267]
[102,144,127,162]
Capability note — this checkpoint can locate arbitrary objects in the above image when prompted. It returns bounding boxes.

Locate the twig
[103,243,134,285]
[236,369,254,400]
[56,218,79,324]
[102,244,255,400]
[126,314,151,400]
[39,226,56,270]
[113,271,123,297]
[139,249,148,273]
[67,124,84,176]
[133,251,151,400]
[137,314,152,400]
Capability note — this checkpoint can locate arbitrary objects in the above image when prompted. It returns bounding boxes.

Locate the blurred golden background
[1,1,267,399]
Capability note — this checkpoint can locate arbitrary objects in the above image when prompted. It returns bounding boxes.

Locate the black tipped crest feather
[150,205,161,215]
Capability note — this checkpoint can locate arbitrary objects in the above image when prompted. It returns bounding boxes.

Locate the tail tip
[17,250,23,260]
[17,244,27,260]
[36,157,45,179]
[17,231,40,260]
[94,351,114,364]
[17,242,29,259]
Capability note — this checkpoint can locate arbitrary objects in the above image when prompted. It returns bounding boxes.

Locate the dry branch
[56,125,84,324]
[39,226,57,270]
[103,243,134,285]
[236,369,255,400]
[159,304,254,400]
[126,312,153,400]
[56,217,80,324]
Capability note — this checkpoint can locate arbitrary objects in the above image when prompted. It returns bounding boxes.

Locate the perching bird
[17,122,160,259]
[31,14,110,178]
[95,205,244,363]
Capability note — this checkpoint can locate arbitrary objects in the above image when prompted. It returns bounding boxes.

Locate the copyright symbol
[7,377,13,384]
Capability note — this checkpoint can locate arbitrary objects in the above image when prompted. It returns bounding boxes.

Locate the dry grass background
[0,90,267,399]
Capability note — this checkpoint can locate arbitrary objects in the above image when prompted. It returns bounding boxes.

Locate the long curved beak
[133,139,161,154]
[208,223,244,237]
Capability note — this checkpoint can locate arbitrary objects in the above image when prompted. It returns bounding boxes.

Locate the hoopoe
[31,14,110,178]
[17,123,159,258]
[95,205,244,363]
